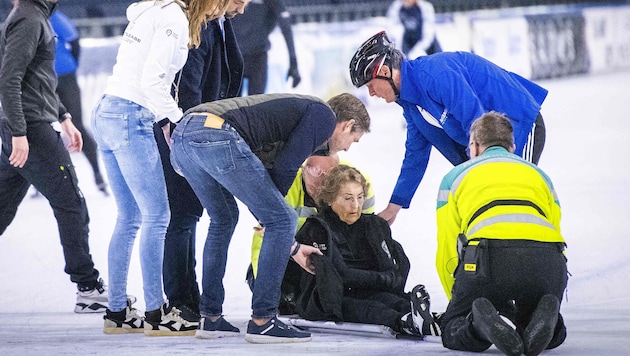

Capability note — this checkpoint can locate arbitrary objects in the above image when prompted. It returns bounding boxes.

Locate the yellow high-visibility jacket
[436,147,565,299]
[250,160,375,277]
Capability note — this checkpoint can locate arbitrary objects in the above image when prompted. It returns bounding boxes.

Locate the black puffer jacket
[294,209,411,321]
[0,0,66,136]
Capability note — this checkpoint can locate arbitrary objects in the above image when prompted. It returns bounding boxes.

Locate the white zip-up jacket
[105,0,188,123]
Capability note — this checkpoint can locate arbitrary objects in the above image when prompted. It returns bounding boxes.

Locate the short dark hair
[327,93,371,133]
[470,111,514,150]
[317,165,369,207]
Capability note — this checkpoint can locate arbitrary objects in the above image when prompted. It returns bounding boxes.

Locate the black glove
[287,57,301,88]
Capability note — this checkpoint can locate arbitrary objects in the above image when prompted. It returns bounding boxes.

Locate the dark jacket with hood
[0,0,67,137]
[294,208,411,321]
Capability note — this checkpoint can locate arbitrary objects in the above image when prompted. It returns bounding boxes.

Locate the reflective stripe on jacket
[435,146,564,299]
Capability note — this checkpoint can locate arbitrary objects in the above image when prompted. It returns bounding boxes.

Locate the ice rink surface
[1,69,629,355]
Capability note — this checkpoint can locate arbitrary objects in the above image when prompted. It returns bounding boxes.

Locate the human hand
[60,118,83,153]
[377,203,402,226]
[287,61,301,88]
[9,136,29,168]
[291,243,322,275]
[162,123,172,149]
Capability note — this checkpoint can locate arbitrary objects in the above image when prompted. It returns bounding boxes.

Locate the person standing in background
[155,0,248,327]
[0,0,109,314]
[231,0,300,95]
[51,10,108,195]
[388,0,442,57]
[92,0,229,336]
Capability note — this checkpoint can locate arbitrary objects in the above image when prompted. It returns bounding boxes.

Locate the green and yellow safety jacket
[436,146,564,299]
[250,160,375,277]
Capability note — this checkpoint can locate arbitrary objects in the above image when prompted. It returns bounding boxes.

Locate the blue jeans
[170,113,297,318]
[91,95,169,312]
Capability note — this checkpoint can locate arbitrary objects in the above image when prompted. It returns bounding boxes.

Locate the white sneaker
[75,278,136,313]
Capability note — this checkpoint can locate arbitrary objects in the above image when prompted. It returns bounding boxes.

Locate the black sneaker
[410,284,441,336]
[144,304,198,336]
[75,279,137,314]
[103,301,144,334]
[195,315,240,339]
[245,316,311,344]
[471,297,524,356]
[522,294,560,356]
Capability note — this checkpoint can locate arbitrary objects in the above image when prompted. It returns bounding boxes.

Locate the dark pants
[56,72,102,184]
[153,123,203,312]
[0,119,99,286]
[342,290,411,331]
[528,113,546,165]
[241,51,268,95]
[440,240,567,352]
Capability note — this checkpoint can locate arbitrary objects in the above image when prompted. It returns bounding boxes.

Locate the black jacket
[0,0,66,136]
[176,18,243,112]
[294,209,411,321]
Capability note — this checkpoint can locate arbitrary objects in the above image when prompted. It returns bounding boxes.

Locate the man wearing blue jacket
[349,31,548,225]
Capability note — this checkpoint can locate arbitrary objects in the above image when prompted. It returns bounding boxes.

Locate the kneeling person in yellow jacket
[248,154,375,314]
[436,112,567,356]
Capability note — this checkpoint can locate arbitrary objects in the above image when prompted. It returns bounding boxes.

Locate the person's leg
[342,297,403,330]
[153,123,203,314]
[522,113,546,165]
[243,52,268,95]
[0,120,30,234]
[16,121,99,285]
[92,95,169,312]
[57,73,104,188]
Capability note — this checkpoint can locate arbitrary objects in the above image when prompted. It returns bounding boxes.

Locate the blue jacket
[391,52,548,208]
[50,11,78,76]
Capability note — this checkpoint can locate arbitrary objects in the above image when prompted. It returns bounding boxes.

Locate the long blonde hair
[183,0,230,48]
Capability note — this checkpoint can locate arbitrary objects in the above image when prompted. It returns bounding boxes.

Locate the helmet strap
[375,75,400,99]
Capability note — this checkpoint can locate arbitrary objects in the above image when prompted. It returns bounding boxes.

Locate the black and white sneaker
[144,304,198,336]
[195,315,240,339]
[245,316,311,344]
[410,284,441,336]
[103,301,144,334]
[399,312,424,339]
[75,278,137,313]
[471,297,524,356]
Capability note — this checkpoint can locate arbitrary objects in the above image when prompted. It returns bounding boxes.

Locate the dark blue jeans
[0,119,99,286]
[171,113,297,318]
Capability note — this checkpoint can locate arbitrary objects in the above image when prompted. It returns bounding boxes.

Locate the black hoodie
[0,0,66,137]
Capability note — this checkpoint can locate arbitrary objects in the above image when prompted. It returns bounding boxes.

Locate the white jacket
[105,0,189,123]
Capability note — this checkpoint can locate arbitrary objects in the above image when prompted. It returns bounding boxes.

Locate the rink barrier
[74,4,630,108]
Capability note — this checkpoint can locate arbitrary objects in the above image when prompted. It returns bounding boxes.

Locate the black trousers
[241,51,268,95]
[56,72,102,182]
[153,123,203,312]
[440,240,567,352]
[342,290,411,331]
[0,119,99,286]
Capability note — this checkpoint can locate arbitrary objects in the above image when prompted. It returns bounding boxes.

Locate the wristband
[157,118,170,127]
[290,242,301,257]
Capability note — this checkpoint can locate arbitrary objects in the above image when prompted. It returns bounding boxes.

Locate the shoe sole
[245,333,312,344]
[410,285,434,335]
[144,329,197,337]
[523,295,560,356]
[472,298,524,356]
[104,327,145,334]
[195,330,241,339]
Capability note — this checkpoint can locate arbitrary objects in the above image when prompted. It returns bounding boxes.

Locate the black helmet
[349,31,395,88]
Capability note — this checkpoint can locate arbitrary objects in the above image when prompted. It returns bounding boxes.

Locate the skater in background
[293,165,441,337]
[51,10,108,195]
[349,31,548,226]
[232,0,301,95]
[246,153,376,315]
[169,93,370,343]
[436,112,567,355]
[388,0,442,57]
[0,0,108,314]
[155,0,248,328]
[92,0,229,336]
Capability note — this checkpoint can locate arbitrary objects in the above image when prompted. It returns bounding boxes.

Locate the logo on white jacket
[166,29,179,39]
